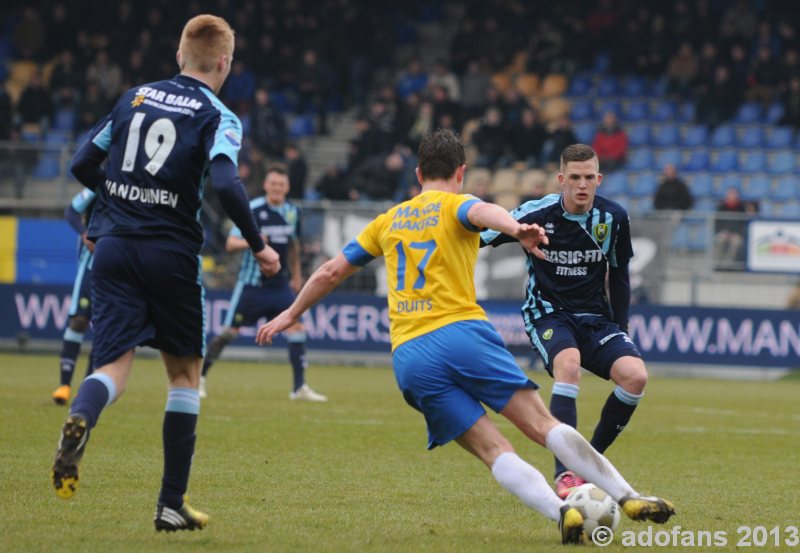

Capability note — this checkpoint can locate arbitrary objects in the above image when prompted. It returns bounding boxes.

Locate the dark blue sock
[84,349,94,378]
[159,388,200,509]
[59,332,83,386]
[288,337,306,392]
[550,383,579,478]
[590,386,642,454]
[69,373,115,429]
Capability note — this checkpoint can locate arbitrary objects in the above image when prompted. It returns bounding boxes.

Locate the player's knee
[69,316,89,333]
[552,360,581,384]
[618,364,648,394]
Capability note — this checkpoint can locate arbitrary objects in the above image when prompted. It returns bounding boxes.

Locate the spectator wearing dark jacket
[250,88,287,158]
[347,152,404,201]
[509,108,546,166]
[653,164,694,210]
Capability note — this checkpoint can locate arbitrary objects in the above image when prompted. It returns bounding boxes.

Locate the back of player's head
[178,14,234,73]
[560,143,598,172]
[418,129,465,181]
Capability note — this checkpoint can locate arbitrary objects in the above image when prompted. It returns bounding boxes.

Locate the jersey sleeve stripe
[91,120,113,152]
[342,239,375,266]
[457,198,482,232]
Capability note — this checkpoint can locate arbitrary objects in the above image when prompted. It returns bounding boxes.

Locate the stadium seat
[494,192,522,210]
[741,174,770,201]
[649,100,677,122]
[567,74,592,96]
[627,124,650,147]
[719,174,742,194]
[462,167,492,195]
[621,100,648,122]
[682,150,709,172]
[710,125,735,148]
[769,175,799,201]
[709,151,738,172]
[492,169,519,194]
[44,130,71,146]
[685,220,709,252]
[597,76,620,96]
[765,127,794,149]
[573,121,596,144]
[621,76,647,97]
[53,108,76,132]
[595,99,621,116]
[626,148,653,171]
[519,169,548,197]
[651,124,679,147]
[570,99,593,121]
[681,125,708,148]
[654,148,682,170]
[540,73,568,97]
[739,151,767,173]
[734,102,761,124]
[627,172,658,197]
[676,102,696,123]
[764,102,785,125]
[515,73,540,97]
[693,197,717,212]
[601,171,627,195]
[767,151,795,175]
[31,155,61,179]
[689,172,713,197]
[736,125,764,148]
[288,115,315,138]
[490,72,513,94]
[647,78,668,98]
[770,200,800,219]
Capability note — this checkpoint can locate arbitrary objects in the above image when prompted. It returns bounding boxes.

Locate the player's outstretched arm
[209,156,267,255]
[467,201,548,259]
[256,253,359,345]
[70,141,107,192]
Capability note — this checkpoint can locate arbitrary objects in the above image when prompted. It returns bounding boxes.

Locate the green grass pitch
[1,352,798,552]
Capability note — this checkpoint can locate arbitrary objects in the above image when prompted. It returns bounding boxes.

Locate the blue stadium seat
[621,100,649,122]
[710,125,735,148]
[597,76,620,96]
[689,172,713,197]
[44,130,71,146]
[649,100,677,122]
[681,125,708,147]
[53,108,76,132]
[739,151,767,173]
[621,76,647,97]
[567,75,592,96]
[288,115,315,138]
[676,102,696,123]
[269,91,292,113]
[627,172,658,197]
[647,78,667,98]
[719,174,742,193]
[710,151,738,172]
[767,151,795,175]
[573,121,596,144]
[651,124,679,147]
[626,148,653,171]
[571,99,593,121]
[734,102,761,124]
[601,172,627,195]
[736,125,764,148]
[769,175,799,200]
[741,174,770,201]
[770,200,800,219]
[627,124,650,147]
[766,127,794,149]
[595,99,621,116]
[655,148,682,170]
[685,220,709,252]
[670,224,690,250]
[693,197,716,212]
[31,155,61,179]
[764,102,785,125]
[682,150,709,172]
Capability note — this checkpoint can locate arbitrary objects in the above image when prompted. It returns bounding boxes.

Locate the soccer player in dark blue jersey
[482,144,648,499]
[201,164,326,401]
[52,189,96,406]
[50,14,280,531]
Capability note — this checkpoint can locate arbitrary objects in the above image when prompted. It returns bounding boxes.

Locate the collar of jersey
[559,196,591,223]
[174,74,212,90]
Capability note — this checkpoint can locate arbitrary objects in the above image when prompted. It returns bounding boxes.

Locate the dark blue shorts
[68,248,92,320]
[224,282,295,328]
[392,320,538,450]
[91,237,205,367]
[528,311,642,380]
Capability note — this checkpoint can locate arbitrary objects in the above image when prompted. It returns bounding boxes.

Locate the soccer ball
[565,483,621,533]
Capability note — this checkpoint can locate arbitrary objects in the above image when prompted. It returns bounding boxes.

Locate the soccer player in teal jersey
[50,14,280,531]
[52,189,96,405]
[257,130,675,545]
[201,164,326,401]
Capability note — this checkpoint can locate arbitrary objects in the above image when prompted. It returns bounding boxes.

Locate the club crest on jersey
[593,223,609,242]
[131,94,145,107]
[224,129,241,147]
[542,328,553,340]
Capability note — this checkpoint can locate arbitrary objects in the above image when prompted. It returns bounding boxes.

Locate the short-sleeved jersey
[481,193,633,329]
[232,198,301,288]
[343,190,487,350]
[85,74,242,254]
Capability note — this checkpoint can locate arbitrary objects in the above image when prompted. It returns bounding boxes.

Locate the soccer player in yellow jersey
[256,130,675,544]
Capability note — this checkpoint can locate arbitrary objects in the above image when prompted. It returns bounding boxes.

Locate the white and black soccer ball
[565,483,621,533]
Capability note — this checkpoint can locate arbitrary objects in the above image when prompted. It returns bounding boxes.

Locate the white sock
[545,423,636,501]
[491,451,564,521]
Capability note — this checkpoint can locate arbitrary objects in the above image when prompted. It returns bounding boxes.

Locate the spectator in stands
[296,49,334,135]
[426,59,461,102]
[719,0,758,42]
[395,58,427,100]
[346,151,404,201]
[749,45,781,108]
[541,115,578,166]
[591,111,628,172]
[406,101,434,152]
[50,50,83,110]
[696,65,740,128]
[695,42,719,96]
[284,143,307,200]
[471,174,495,203]
[653,164,694,210]
[77,82,108,132]
[714,187,755,269]
[449,18,479,75]
[13,7,45,60]
[460,60,491,118]
[509,108,546,167]
[0,88,25,198]
[666,42,698,100]
[472,107,507,168]
[500,88,529,129]
[85,50,122,102]
[526,18,564,77]
[222,60,256,114]
[779,76,800,128]
[250,88,287,158]
[315,164,349,201]
[18,70,54,128]
[430,85,461,132]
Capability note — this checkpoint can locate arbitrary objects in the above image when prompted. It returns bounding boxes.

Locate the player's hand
[514,223,548,260]
[255,245,281,276]
[81,232,95,253]
[256,310,297,345]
